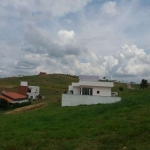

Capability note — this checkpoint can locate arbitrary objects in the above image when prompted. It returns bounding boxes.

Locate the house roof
[72,81,114,88]
[2,92,27,100]
[39,72,46,76]
[0,95,14,103]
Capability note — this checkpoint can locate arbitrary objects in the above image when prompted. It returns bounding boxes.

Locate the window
[82,88,93,95]
[70,90,73,94]
[97,91,100,94]
[28,88,31,93]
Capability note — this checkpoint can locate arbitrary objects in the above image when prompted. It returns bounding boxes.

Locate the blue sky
[0,0,150,83]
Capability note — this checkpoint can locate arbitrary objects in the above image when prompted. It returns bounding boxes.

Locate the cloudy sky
[0,0,150,83]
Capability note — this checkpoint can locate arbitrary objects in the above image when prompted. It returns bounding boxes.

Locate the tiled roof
[0,95,14,103]
[2,92,27,100]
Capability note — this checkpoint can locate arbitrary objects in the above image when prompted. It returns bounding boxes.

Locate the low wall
[62,94,121,106]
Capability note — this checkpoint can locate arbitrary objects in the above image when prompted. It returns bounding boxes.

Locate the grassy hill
[0,74,150,150]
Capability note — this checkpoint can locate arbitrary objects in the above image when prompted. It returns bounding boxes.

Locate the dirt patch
[127,84,135,89]
[5,102,47,114]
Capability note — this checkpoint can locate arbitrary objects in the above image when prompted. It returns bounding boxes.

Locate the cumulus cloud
[1,0,150,83]
[112,45,150,80]
[24,25,87,58]
[58,30,75,44]
[15,43,150,83]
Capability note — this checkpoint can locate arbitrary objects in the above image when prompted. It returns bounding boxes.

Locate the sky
[0,0,150,83]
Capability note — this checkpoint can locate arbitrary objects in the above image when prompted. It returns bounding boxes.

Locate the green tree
[140,79,148,89]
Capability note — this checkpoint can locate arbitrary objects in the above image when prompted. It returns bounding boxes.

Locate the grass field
[0,74,150,150]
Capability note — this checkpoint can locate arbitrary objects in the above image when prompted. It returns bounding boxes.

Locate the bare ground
[5,102,47,114]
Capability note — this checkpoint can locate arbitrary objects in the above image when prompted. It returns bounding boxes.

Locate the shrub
[0,98,8,109]
[13,101,31,108]
[119,87,124,91]
[7,101,31,109]
[37,94,42,99]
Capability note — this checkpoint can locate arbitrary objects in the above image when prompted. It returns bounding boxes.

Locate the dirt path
[5,102,47,114]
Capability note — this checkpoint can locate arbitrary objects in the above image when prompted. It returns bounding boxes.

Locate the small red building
[39,72,46,76]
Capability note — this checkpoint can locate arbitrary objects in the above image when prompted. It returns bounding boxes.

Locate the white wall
[72,81,113,87]
[71,86,111,96]
[68,85,73,92]
[73,87,80,94]
[93,87,111,96]
[27,93,38,100]
[28,86,40,93]
[62,94,121,106]
[27,86,40,100]
[21,81,28,86]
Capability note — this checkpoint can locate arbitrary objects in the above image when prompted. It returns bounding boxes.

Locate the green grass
[0,74,150,150]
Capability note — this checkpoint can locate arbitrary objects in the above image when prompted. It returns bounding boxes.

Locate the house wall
[27,86,40,100]
[68,85,73,92]
[27,93,38,99]
[72,81,113,87]
[71,86,111,96]
[21,81,28,86]
[73,87,80,94]
[93,87,111,96]
[18,86,28,96]
[28,86,40,93]
[62,94,121,106]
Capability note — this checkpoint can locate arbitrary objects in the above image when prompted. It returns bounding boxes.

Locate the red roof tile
[0,95,14,103]
[2,92,27,100]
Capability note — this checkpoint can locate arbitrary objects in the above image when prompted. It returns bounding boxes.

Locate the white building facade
[62,75,121,106]
[27,86,40,100]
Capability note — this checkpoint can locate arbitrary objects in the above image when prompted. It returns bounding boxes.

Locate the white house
[18,81,40,100]
[62,75,121,106]
[27,86,40,100]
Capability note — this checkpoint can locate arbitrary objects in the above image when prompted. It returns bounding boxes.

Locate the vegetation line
[5,102,47,114]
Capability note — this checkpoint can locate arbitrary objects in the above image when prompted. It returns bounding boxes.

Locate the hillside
[0,74,150,150]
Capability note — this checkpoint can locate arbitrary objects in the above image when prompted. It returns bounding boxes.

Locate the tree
[103,77,106,80]
[140,79,148,89]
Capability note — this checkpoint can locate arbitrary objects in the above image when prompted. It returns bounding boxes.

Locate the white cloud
[49,0,92,17]
[1,0,150,83]
[113,45,150,80]
[101,1,117,16]
[1,0,91,18]
[58,30,75,44]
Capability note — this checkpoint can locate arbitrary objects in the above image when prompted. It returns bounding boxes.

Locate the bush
[0,98,8,109]
[37,94,42,99]
[13,101,31,108]
[7,101,31,109]
[119,87,124,91]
